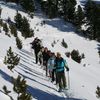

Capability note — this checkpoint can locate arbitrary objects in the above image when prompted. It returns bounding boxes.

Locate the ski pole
[67,71,70,89]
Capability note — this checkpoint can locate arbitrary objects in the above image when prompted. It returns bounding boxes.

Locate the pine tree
[0,19,3,26]
[41,0,57,18]
[21,17,33,38]
[19,0,35,13]
[13,75,27,94]
[47,0,57,18]
[63,0,77,22]
[3,23,9,34]
[12,75,32,100]
[75,5,85,30]
[16,37,22,49]
[0,7,2,18]
[85,0,100,40]
[14,12,23,30]
[4,47,20,71]
[9,23,17,37]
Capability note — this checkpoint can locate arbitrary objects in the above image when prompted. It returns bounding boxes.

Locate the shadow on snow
[0,69,12,83]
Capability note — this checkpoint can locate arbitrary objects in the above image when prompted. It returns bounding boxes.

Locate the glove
[66,67,69,71]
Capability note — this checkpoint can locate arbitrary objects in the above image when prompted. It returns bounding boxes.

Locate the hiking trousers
[56,71,66,89]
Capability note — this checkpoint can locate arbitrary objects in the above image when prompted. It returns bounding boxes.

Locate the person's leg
[44,61,48,76]
[51,69,55,82]
[62,72,67,89]
[57,72,63,92]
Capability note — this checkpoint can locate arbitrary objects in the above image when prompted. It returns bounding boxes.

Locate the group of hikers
[30,37,69,92]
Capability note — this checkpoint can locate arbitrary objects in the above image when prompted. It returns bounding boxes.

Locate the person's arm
[64,60,69,71]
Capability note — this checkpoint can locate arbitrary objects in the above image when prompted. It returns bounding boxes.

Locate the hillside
[0,1,100,100]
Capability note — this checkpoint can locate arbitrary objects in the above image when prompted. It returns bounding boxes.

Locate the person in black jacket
[42,47,51,76]
[31,38,42,64]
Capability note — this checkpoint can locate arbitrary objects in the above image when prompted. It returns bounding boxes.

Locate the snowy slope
[0,91,11,100]
[0,1,100,100]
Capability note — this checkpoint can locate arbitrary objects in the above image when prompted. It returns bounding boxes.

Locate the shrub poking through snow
[98,50,100,57]
[3,85,11,95]
[81,53,85,59]
[71,49,82,63]
[65,52,71,58]
[61,39,68,48]
[96,86,100,98]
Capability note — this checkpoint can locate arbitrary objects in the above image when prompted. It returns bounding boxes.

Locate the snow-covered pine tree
[13,75,27,94]
[12,75,32,100]
[16,36,22,49]
[74,5,85,31]
[4,46,20,71]
[9,23,17,37]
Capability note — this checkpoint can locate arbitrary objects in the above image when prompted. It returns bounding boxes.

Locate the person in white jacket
[47,52,56,82]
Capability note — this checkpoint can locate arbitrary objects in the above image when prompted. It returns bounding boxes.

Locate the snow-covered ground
[0,1,100,100]
[0,91,11,100]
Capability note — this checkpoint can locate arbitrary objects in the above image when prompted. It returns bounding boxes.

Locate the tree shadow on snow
[14,70,57,91]
[15,69,84,100]
[17,66,48,82]
[27,85,83,100]
[0,69,12,83]
[19,63,42,75]
[44,19,75,32]
[19,49,35,59]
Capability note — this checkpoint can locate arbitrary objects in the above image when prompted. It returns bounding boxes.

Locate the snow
[0,91,11,100]
[0,1,100,100]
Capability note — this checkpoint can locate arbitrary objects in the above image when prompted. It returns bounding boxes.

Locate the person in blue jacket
[55,52,69,92]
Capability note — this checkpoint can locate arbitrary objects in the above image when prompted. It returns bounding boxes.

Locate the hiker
[30,37,42,64]
[42,47,51,76]
[38,46,44,66]
[47,52,56,82]
[55,52,69,92]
